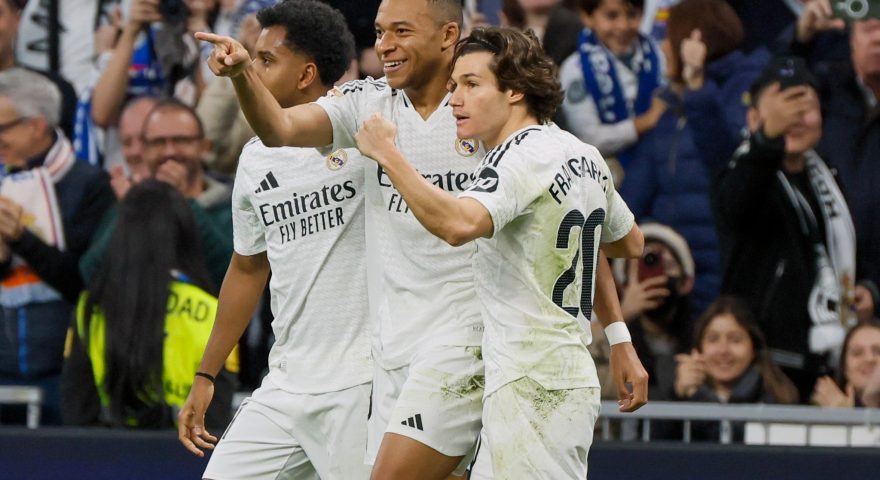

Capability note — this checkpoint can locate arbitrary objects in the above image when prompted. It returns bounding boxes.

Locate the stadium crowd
[0,0,878,444]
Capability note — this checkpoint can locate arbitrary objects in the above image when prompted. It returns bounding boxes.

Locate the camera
[159,0,189,25]
[638,251,666,282]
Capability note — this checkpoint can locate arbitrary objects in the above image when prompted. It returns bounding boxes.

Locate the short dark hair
[580,0,645,15]
[453,27,563,123]
[142,98,205,139]
[666,0,743,83]
[428,0,464,27]
[257,0,355,87]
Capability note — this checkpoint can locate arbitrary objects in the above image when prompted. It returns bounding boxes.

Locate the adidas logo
[401,413,424,431]
[254,172,280,193]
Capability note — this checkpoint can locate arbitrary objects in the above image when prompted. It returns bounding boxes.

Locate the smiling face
[449,51,517,147]
[374,0,454,90]
[582,0,642,57]
[844,325,880,393]
[700,313,755,387]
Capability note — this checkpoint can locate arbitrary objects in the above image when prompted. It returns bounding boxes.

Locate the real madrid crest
[326,149,348,170]
[455,138,477,157]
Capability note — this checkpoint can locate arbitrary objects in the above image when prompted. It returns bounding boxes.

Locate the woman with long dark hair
[62,180,234,429]
[674,296,798,441]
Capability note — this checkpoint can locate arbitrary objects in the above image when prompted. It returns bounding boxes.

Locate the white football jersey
[460,125,634,395]
[232,138,372,393]
[317,78,485,369]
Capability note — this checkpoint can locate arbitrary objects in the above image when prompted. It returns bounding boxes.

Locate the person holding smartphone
[589,222,695,439]
[713,56,860,403]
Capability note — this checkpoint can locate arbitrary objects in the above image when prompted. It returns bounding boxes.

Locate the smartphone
[832,0,880,22]
[638,251,666,283]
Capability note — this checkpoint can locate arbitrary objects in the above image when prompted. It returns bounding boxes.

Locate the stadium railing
[0,385,42,428]
[599,400,880,446]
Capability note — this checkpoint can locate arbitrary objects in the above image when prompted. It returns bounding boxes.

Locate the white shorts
[469,377,601,480]
[367,345,484,476]
[203,376,372,480]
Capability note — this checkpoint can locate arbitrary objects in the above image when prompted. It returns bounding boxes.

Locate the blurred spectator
[114,96,158,189]
[620,0,766,318]
[559,0,666,168]
[75,0,213,166]
[864,348,880,407]
[812,320,880,408]
[500,0,582,65]
[674,296,799,440]
[786,3,880,315]
[62,179,235,429]
[714,56,866,401]
[0,68,114,424]
[639,0,679,41]
[0,0,77,139]
[15,0,117,96]
[80,99,233,289]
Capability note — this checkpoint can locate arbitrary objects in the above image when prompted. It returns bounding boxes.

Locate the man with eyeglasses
[78,99,233,290]
[0,68,114,425]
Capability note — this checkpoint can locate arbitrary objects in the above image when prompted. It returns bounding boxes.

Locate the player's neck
[404,73,451,120]
[484,110,539,150]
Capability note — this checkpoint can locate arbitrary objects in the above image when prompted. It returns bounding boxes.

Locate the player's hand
[609,340,649,412]
[195,31,252,78]
[811,375,855,408]
[621,260,670,321]
[178,376,217,457]
[797,0,846,43]
[674,349,706,399]
[356,113,399,162]
[681,29,707,90]
[759,83,816,138]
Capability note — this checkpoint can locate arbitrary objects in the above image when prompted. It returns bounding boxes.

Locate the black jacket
[712,130,838,398]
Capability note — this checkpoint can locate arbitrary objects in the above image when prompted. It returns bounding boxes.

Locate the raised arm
[195,32,334,148]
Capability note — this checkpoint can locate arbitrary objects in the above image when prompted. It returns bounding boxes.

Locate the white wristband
[604,322,632,346]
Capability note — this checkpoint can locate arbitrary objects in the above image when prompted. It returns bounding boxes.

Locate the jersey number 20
[552,208,605,320]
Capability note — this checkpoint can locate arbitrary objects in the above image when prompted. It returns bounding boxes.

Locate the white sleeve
[597,150,635,242]
[460,144,545,236]
[231,148,267,256]
[559,53,639,156]
[315,79,372,151]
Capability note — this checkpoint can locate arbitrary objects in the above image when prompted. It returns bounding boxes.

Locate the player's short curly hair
[256,0,355,87]
[452,27,563,124]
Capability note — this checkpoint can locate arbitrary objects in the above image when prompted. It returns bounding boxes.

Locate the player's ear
[441,21,460,51]
[507,89,525,105]
[298,62,319,90]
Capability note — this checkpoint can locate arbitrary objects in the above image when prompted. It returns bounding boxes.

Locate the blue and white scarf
[578,28,662,167]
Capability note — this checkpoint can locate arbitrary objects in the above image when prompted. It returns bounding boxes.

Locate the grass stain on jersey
[439,374,485,400]
[465,346,483,361]
[531,386,570,420]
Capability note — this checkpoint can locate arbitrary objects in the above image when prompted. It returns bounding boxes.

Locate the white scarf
[0,131,74,308]
[778,150,857,355]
